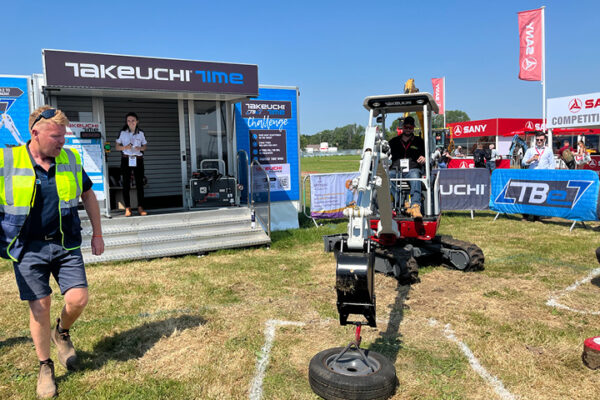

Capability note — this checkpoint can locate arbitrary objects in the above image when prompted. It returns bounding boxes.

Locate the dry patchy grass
[0,212,599,399]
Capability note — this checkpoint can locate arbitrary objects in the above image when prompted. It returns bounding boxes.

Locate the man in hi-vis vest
[1,106,104,398]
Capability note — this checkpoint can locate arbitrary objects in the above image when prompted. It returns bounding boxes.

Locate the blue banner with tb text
[490,169,599,221]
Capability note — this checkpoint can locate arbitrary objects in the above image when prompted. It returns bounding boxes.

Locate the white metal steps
[80,207,270,264]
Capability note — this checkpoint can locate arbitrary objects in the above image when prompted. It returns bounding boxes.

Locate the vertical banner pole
[443,77,447,128]
[542,7,547,139]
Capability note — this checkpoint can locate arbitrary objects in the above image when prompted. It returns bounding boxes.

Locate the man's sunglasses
[536,138,545,142]
[30,109,57,130]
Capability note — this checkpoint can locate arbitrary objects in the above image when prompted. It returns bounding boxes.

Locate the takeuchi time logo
[569,98,582,114]
[521,56,537,72]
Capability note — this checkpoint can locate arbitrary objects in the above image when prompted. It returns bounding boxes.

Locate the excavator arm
[404,79,425,137]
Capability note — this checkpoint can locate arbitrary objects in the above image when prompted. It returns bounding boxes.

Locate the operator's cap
[403,116,415,127]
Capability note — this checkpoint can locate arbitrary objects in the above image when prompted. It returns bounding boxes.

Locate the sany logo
[584,98,600,109]
[521,56,538,71]
[433,83,441,102]
[453,124,487,136]
[459,161,474,169]
[569,98,582,114]
[495,179,593,208]
[524,121,543,130]
[522,21,537,71]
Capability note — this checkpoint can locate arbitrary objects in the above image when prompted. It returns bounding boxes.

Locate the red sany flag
[431,77,444,114]
[518,8,543,81]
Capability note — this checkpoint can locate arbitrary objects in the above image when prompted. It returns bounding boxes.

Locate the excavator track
[437,235,485,272]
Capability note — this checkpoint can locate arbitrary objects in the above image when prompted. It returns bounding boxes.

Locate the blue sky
[3,1,599,134]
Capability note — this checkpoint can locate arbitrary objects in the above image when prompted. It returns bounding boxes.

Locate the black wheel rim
[325,350,381,376]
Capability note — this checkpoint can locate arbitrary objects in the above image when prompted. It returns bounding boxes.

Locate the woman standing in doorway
[116,112,148,216]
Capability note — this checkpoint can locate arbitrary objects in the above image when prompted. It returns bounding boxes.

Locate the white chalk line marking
[249,319,305,400]
[429,319,518,400]
[546,267,600,315]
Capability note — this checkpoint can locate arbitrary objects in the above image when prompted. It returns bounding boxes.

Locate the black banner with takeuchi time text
[43,49,259,95]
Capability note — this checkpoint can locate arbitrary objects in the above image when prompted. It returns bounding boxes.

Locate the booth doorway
[104,98,182,209]
[188,100,230,175]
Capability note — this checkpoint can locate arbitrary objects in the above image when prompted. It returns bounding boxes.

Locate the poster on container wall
[65,122,107,203]
[235,86,300,203]
[0,76,31,147]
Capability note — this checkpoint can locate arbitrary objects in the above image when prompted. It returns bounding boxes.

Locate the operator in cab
[388,116,425,218]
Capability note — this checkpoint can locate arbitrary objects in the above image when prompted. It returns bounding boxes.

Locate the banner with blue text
[490,169,599,221]
[235,87,299,202]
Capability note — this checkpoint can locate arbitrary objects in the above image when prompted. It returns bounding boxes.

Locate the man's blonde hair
[29,105,69,131]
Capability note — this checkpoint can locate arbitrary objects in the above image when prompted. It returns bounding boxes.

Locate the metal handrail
[200,159,226,175]
[250,160,271,237]
[236,150,250,205]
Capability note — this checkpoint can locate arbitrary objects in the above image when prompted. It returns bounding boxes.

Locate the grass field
[1,155,599,399]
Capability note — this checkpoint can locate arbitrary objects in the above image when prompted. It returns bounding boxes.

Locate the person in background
[473,143,487,168]
[453,145,464,158]
[115,112,148,217]
[3,106,104,398]
[431,146,442,168]
[521,131,555,221]
[575,140,591,169]
[523,132,555,170]
[557,139,576,169]
[487,143,499,173]
[439,149,450,169]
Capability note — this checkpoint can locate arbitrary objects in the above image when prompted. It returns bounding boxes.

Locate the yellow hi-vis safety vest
[0,145,83,261]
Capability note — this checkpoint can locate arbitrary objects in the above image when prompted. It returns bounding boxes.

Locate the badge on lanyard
[129,156,137,167]
[400,158,410,173]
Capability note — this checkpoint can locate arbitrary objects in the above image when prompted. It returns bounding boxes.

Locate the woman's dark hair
[121,112,141,133]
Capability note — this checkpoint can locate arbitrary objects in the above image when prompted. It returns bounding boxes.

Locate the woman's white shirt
[116,130,147,156]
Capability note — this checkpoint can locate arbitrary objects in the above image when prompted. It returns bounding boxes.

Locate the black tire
[308,347,397,400]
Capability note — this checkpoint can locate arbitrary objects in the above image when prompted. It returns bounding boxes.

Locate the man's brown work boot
[408,204,423,219]
[36,360,57,398]
[51,318,77,370]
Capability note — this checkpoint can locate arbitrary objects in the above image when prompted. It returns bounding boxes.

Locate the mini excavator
[323,91,485,328]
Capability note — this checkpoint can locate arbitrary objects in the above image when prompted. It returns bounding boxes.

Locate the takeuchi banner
[518,8,543,81]
[431,78,444,114]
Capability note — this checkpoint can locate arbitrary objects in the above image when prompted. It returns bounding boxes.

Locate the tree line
[301,110,470,150]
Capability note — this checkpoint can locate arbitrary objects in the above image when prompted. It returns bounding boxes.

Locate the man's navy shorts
[13,240,87,301]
